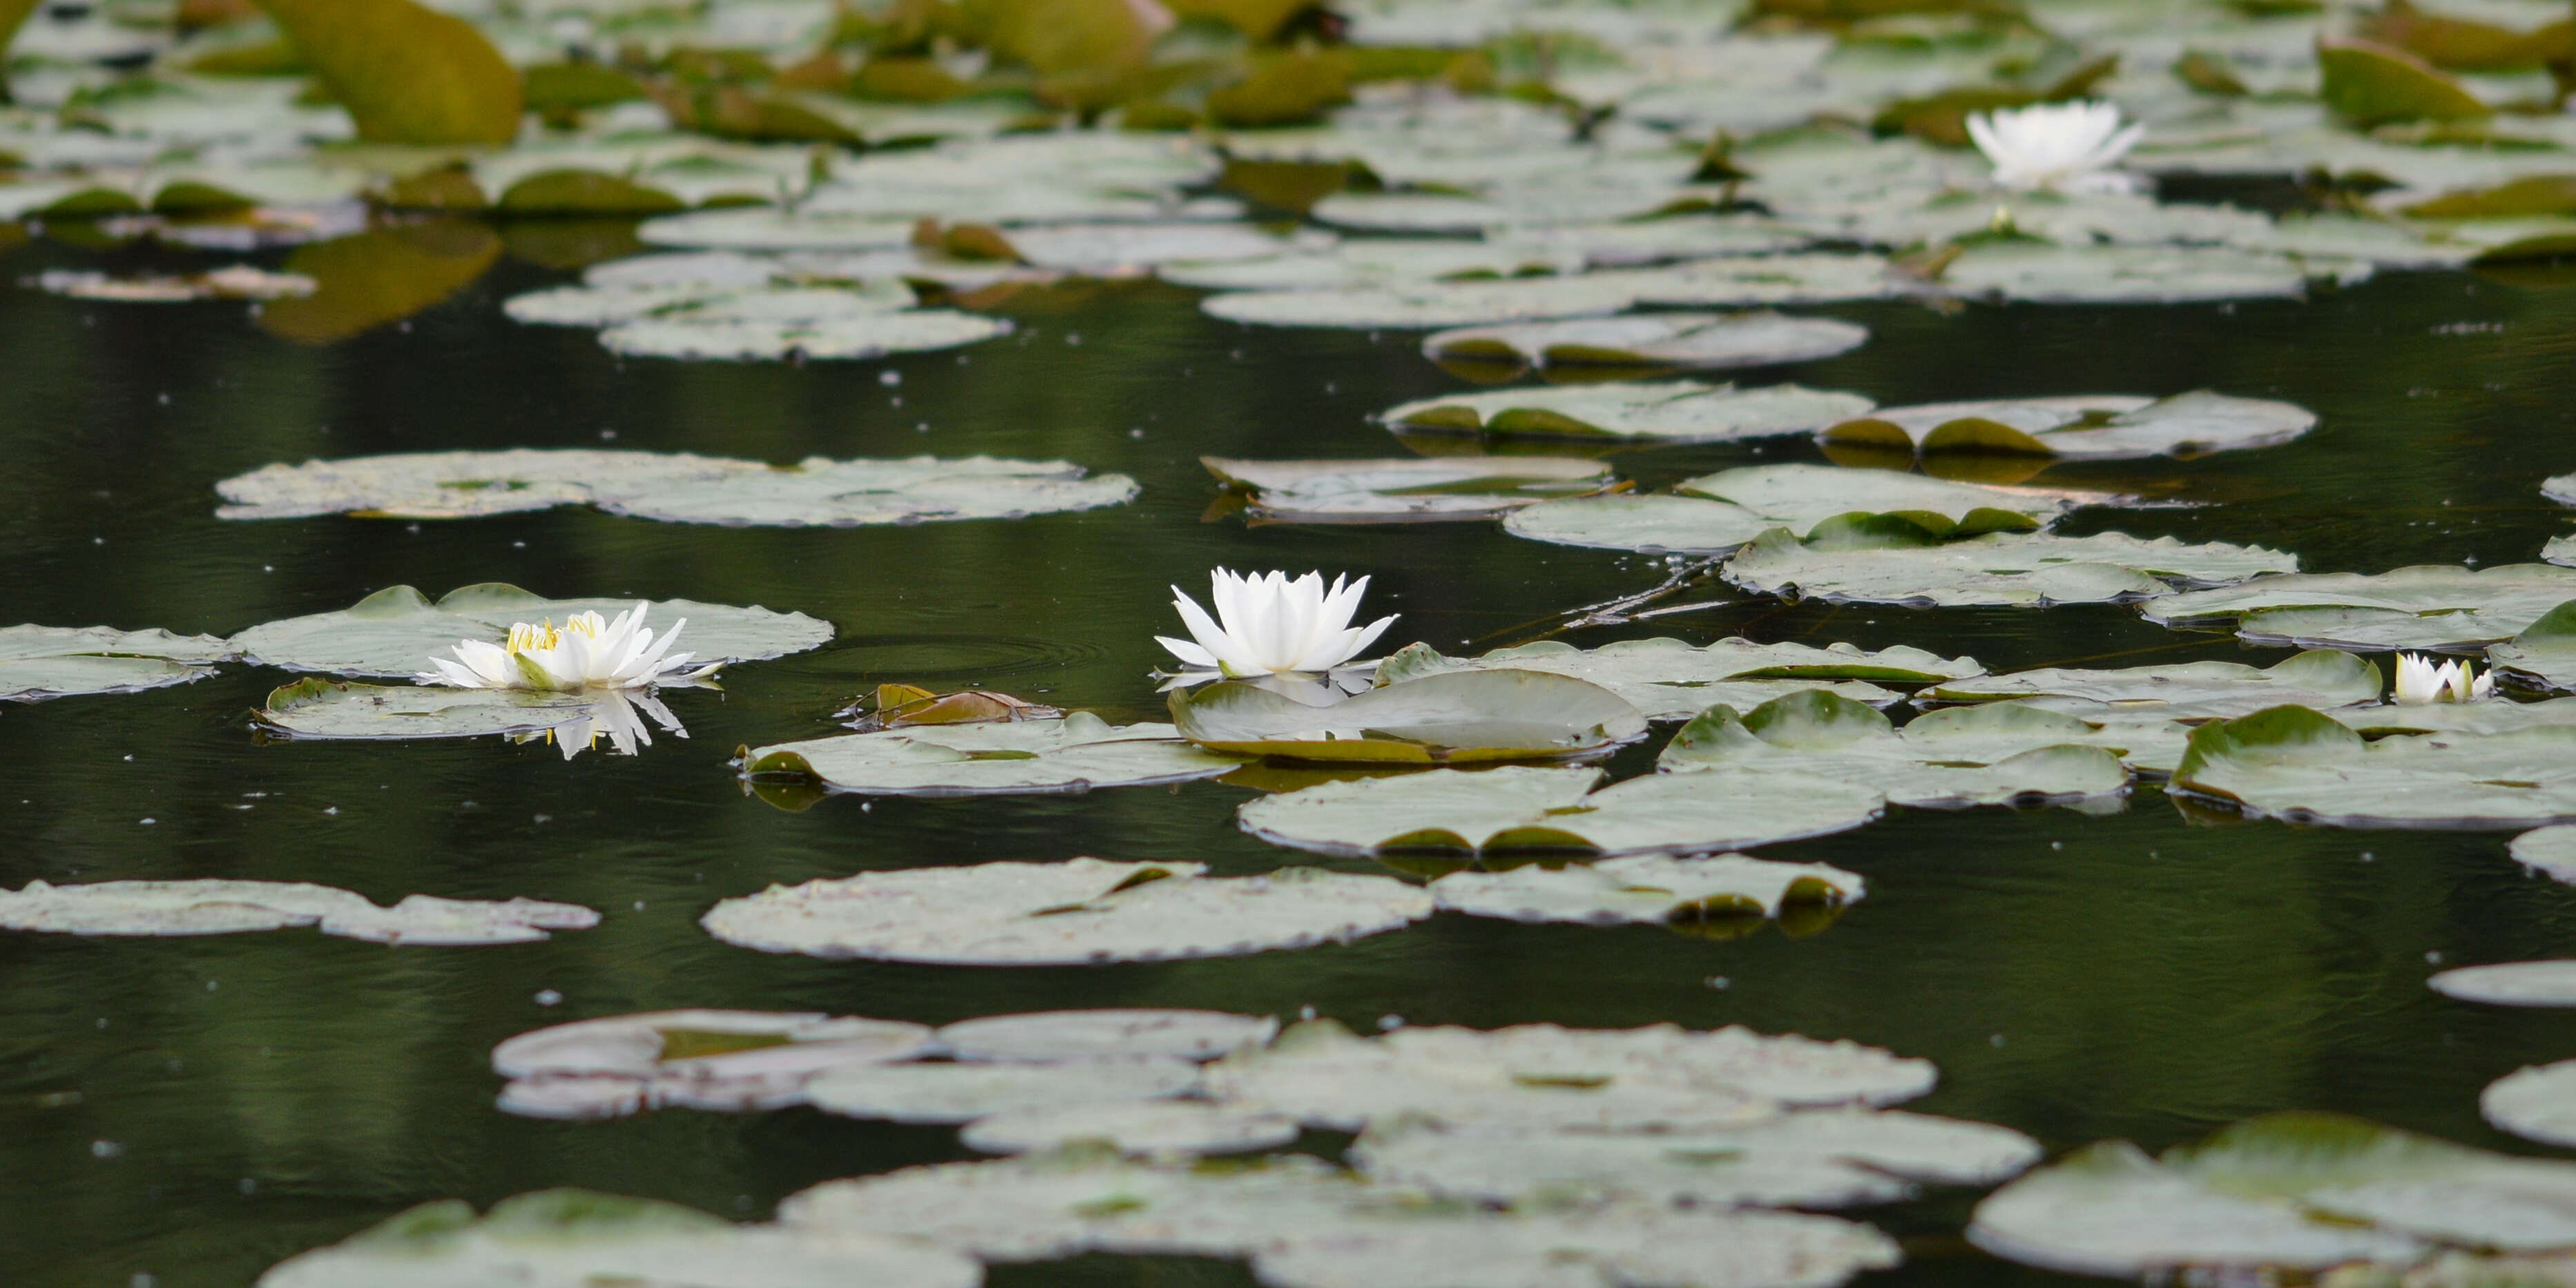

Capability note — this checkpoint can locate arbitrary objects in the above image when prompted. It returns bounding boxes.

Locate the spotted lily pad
[1380,379,1875,443]
[0,624,231,700]
[1375,637,1971,722]
[231,584,830,678]
[0,879,597,945]
[1725,527,2296,607]
[1236,763,1882,858]
[1820,391,2318,462]
[492,1010,936,1120]
[1928,650,2385,720]
[741,713,1244,796]
[1659,691,2131,808]
[700,858,1433,965]
[1422,311,1867,371]
[1202,455,1613,522]
[935,1010,1281,1063]
[807,1057,1205,1125]
[1428,852,1864,927]
[2146,566,2576,651]
[1169,670,1648,764]
[2172,704,2576,828]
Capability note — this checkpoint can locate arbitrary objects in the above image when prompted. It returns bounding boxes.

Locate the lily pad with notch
[2146,566,2576,652]
[1373,637,1971,721]
[1200,454,1614,523]
[742,713,1245,797]
[1724,526,2296,608]
[231,584,831,678]
[1659,691,2132,809]
[0,624,233,700]
[1169,669,1648,765]
[0,878,597,945]
[1380,379,1876,443]
[492,1010,937,1120]
[2171,703,2576,828]
[1818,391,2317,463]
[1421,311,1868,373]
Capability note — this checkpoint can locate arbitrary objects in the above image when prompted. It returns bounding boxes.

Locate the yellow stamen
[505,619,561,655]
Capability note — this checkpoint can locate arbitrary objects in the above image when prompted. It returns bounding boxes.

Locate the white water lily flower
[416,604,718,693]
[1966,100,2146,194]
[515,689,687,760]
[1156,568,1397,687]
[2393,651,2492,704]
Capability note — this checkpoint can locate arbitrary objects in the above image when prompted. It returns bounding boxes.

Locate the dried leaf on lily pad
[699,858,1433,965]
[0,624,232,701]
[2481,1061,2576,1149]
[1819,391,2317,462]
[1375,637,1977,722]
[1928,650,2385,720]
[1724,527,2295,608]
[1968,1111,2576,1278]
[834,684,1062,731]
[806,1057,1204,1124]
[1169,670,1647,765]
[2487,601,2576,693]
[1202,455,1613,523]
[258,1189,981,1288]
[2146,566,2576,652]
[1379,379,1874,443]
[741,713,1243,796]
[1236,763,1882,858]
[961,1101,1302,1157]
[0,879,597,945]
[231,584,829,678]
[2429,961,2576,1008]
[1421,311,1867,371]
[492,1010,936,1120]
[2512,825,2576,884]
[1429,853,1864,929]
[219,449,1138,527]
[2171,704,2576,828]
[1659,692,2131,808]
[935,1010,1280,1063]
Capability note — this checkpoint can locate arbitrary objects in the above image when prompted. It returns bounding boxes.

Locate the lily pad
[2481,1061,2576,1148]
[2320,36,2492,128]
[1820,391,2318,461]
[1939,242,2323,304]
[2172,703,2576,828]
[1169,670,1648,765]
[935,1010,1281,1063]
[1247,1204,1901,1288]
[1501,465,2079,554]
[599,309,1013,361]
[1501,494,1782,555]
[1201,274,1646,329]
[1928,649,2385,720]
[1428,852,1865,927]
[1422,311,1868,371]
[251,678,625,741]
[960,1101,1303,1157]
[1202,454,1613,522]
[2486,600,2576,691]
[2146,566,2576,651]
[231,584,830,678]
[219,450,1138,527]
[0,879,597,945]
[699,858,1434,965]
[258,0,521,145]
[2512,824,2576,883]
[1236,763,1883,858]
[2429,960,2576,1008]
[807,1057,1204,1125]
[1380,379,1876,443]
[1658,692,2132,808]
[1375,637,1968,722]
[492,1010,936,1120]
[741,713,1244,797]
[1618,253,1907,307]
[1724,527,2297,607]
[0,624,231,700]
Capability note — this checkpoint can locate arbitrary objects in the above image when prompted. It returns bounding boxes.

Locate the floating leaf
[935,1010,1280,1063]
[961,1101,1302,1157]
[2173,704,2576,828]
[1247,1200,1899,1288]
[1928,650,2385,720]
[1201,273,1646,329]
[1659,692,2131,808]
[2147,566,2576,652]
[1202,454,1613,523]
[1502,464,2079,555]
[251,680,687,760]
[1375,637,1972,722]
[1939,242,2321,304]
[836,684,1063,731]
[0,624,231,700]
[1725,526,2295,607]
[700,858,1433,965]
[1822,391,2318,461]
[2481,1061,2576,1149]
[2512,824,2576,884]
[32,265,315,302]
[1169,670,1648,765]
[1380,379,1874,443]
[2430,961,2576,1008]
[232,584,830,678]
[1501,494,1780,555]
[256,223,501,345]
[1428,852,1865,927]
[1422,311,1867,372]
[492,1010,936,1120]
[256,0,521,144]
[600,309,1013,362]
[2318,36,2490,129]
[2486,600,2576,692]
[0,879,596,945]
[807,1057,1203,1124]
[742,713,1243,797]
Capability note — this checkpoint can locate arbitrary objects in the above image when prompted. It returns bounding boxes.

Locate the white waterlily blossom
[2393,651,2492,704]
[417,604,719,693]
[1966,100,2146,194]
[1156,568,1396,686]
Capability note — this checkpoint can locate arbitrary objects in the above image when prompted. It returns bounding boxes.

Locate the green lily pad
[1617,253,1907,307]
[742,713,1244,797]
[1249,1202,1901,1288]
[700,858,1434,965]
[2173,703,2576,827]
[1501,494,1780,555]
[1380,379,1875,443]
[1169,670,1648,765]
[1201,454,1613,523]
[600,309,1014,361]
[1164,238,1567,292]
[492,1010,937,1119]
[218,450,1138,527]
[961,1101,1303,1157]
[2512,824,2576,883]
[1374,637,1971,722]
[2482,1061,2576,1149]
[2320,36,2491,128]
[1939,242,2324,304]
[935,1010,1281,1063]
[2486,600,2576,691]
[1200,274,1646,329]
[807,1057,1205,1125]
[2430,960,2576,1008]
[0,878,597,945]
[1422,311,1868,371]
[1502,465,2079,555]
[506,280,919,328]
[1820,391,2318,461]
[1659,692,2132,808]
[1428,852,1865,927]
[231,584,830,678]
[1236,763,1883,858]
[258,0,521,145]
[639,209,919,251]
[0,624,231,700]
[1724,527,2296,607]
[2146,566,2576,651]
[1928,649,2385,719]
[250,680,691,758]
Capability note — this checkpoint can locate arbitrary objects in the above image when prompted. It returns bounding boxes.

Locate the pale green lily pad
[1495,218,1818,269]
[231,584,829,678]
[1201,274,1644,329]
[960,1101,1302,1157]
[1501,494,1779,555]
[1001,222,1327,274]
[2327,697,2576,739]
[1162,238,1566,292]
[2430,961,2576,1008]
[1428,852,1864,926]
[1928,649,2385,720]
[259,1190,980,1288]
[1236,763,1882,858]
[2486,601,2576,691]
[807,1057,1204,1125]
[492,1010,936,1120]
[1658,692,2132,809]
[2146,566,2576,651]
[742,713,1243,797]
[0,878,597,945]
[1423,311,1867,370]
[1380,379,1875,443]
[250,678,620,742]
[1940,242,2324,303]
[2172,704,2576,828]
[2512,824,2576,883]
[1247,1204,1901,1288]
[2546,535,2576,568]
[599,309,1013,361]
[1169,670,1647,764]
[935,1010,1280,1063]
[1821,391,2318,461]
[700,858,1433,965]
[0,624,231,700]
[2481,1061,2576,1148]
[1375,637,1969,722]
[1501,465,2078,555]
[1617,254,1907,308]
[506,279,919,327]
[638,208,919,251]
[1725,527,2296,607]
[1202,454,1613,522]
[218,450,1139,527]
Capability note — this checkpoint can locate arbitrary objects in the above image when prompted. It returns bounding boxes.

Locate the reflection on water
[512,687,691,760]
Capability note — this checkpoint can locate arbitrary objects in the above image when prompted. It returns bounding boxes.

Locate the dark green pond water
[6,221,2576,1286]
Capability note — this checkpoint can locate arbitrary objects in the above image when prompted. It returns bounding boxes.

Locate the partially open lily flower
[417,604,718,693]
[1965,100,2146,194]
[2393,651,2492,704]
[1156,568,1397,691]
[515,689,687,760]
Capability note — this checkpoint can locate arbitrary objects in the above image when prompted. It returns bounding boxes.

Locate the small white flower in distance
[416,604,718,693]
[1157,568,1396,686]
[1966,99,2146,194]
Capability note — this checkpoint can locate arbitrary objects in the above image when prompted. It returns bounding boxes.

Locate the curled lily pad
[1820,391,2317,462]
[1725,527,2296,608]
[1428,852,1864,928]
[0,624,231,700]
[935,1010,1280,1063]
[960,1101,1302,1157]
[231,584,829,678]
[1202,454,1613,523]
[219,450,1138,528]
[1169,670,1648,765]
[492,1010,936,1120]
[1380,379,1875,443]
[1928,650,2385,720]
[700,858,1433,965]
[1660,692,2131,809]
[2429,961,2576,1008]
[2481,1061,2576,1148]
[2173,704,2576,828]
[1939,242,2323,304]
[1422,311,1867,372]
[807,1057,1204,1125]
[2512,825,2576,883]
[0,879,596,945]
[2146,566,2576,651]
[742,713,1244,797]
[1236,763,1882,858]
[1375,637,1966,722]
[2487,601,2576,692]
